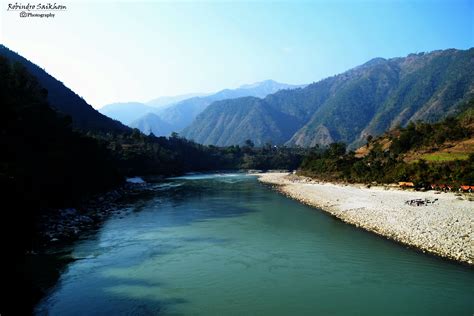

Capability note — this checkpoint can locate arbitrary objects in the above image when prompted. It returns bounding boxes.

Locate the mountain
[0,45,128,133]
[146,92,207,109]
[99,102,159,125]
[178,97,301,146]
[234,79,306,98]
[99,93,209,126]
[137,80,305,136]
[129,113,174,136]
[182,48,474,148]
[300,99,474,185]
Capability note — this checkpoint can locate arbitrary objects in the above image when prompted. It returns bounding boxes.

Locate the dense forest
[90,130,306,176]
[299,99,474,186]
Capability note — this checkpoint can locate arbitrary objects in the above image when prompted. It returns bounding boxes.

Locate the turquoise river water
[36,173,473,315]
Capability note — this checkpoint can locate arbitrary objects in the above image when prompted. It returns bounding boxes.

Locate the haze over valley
[100,80,305,136]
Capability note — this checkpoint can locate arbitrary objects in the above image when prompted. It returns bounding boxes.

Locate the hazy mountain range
[99,92,208,125]
[182,48,474,148]
[146,92,208,109]
[2,44,471,150]
[129,113,174,136]
[99,102,159,125]
[100,80,305,136]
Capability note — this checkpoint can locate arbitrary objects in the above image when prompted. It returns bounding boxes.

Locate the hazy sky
[1,0,473,108]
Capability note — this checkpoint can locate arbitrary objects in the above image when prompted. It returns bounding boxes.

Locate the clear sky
[1,0,473,108]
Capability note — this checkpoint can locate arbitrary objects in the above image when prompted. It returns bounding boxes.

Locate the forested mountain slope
[0,45,128,132]
[183,48,474,148]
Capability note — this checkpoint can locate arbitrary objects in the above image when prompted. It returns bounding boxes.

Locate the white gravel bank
[256,172,473,265]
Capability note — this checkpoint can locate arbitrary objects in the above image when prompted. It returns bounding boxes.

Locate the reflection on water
[36,173,474,315]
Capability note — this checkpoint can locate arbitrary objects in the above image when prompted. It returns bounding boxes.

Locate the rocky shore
[35,180,151,248]
[256,172,473,265]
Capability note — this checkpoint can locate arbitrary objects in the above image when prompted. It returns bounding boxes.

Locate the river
[35,173,474,315]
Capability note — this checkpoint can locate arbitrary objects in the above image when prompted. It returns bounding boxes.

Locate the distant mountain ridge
[182,48,474,147]
[101,80,305,136]
[99,102,159,125]
[99,92,209,125]
[154,80,305,134]
[0,45,129,133]
[146,92,208,109]
[129,113,174,136]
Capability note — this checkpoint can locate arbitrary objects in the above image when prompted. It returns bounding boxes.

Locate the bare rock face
[289,125,334,147]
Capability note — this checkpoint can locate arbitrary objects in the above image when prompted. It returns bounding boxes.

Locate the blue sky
[1,0,473,108]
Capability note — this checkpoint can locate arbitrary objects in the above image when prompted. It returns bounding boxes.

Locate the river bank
[256,172,473,265]
[34,177,161,248]
[25,177,156,314]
